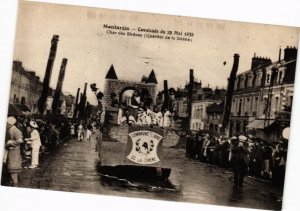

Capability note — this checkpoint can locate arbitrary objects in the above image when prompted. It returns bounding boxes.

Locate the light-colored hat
[238,135,247,142]
[29,121,38,128]
[7,116,16,125]
[230,136,237,140]
[248,134,254,139]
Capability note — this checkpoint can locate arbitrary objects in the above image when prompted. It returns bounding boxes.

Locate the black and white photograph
[1,0,300,210]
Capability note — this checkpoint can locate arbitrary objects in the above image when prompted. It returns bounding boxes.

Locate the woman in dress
[5,116,24,186]
[25,121,42,169]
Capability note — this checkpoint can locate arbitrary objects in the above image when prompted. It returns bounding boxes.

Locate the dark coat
[231,144,250,174]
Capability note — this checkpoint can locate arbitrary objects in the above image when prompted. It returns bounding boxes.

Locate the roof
[206,102,224,113]
[146,69,157,84]
[105,65,118,79]
[237,59,296,77]
[192,99,221,105]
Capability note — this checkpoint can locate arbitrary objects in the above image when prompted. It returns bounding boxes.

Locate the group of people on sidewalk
[2,116,41,186]
[185,132,288,189]
[2,115,97,187]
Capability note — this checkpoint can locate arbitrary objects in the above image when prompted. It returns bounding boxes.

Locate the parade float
[91,67,180,180]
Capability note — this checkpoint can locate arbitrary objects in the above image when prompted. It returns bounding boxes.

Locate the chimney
[278,48,282,62]
[251,54,272,70]
[284,46,298,61]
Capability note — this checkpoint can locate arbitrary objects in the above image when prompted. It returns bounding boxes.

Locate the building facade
[10,60,74,116]
[190,99,221,131]
[229,47,297,140]
[10,61,43,111]
[206,102,224,134]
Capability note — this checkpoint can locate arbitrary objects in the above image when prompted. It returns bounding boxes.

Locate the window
[256,72,262,86]
[266,74,271,83]
[244,75,248,88]
[275,97,279,111]
[238,99,242,115]
[263,98,268,114]
[236,122,241,133]
[278,71,283,83]
[253,97,258,115]
[21,96,26,105]
[246,98,250,113]
[237,77,241,90]
[288,96,293,107]
[231,99,236,113]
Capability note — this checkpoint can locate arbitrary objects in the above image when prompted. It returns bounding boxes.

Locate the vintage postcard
[1,1,299,210]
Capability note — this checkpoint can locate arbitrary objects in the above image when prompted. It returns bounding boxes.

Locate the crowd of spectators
[185,132,288,187]
[2,114,76,186]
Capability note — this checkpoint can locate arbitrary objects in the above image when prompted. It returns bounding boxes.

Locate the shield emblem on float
[126,129,163,165]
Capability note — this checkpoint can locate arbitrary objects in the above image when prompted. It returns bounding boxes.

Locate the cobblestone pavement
[15,134,283,210]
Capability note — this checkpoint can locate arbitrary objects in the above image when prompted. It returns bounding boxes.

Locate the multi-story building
[206,102,224,134]
[190,98,222,131]
[10,60,74,116]
[10,61,43,111]
[229,47,297,140]
[189,84,226,131]
[63,92,75,117]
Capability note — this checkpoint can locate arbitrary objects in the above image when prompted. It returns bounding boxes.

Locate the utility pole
[73,88,80,119]
[78,83,88,120]
[188,69,194,130]
[52,58,68,114]
[264,68,277,129]
[162,80,169,111]
[222,54,240,136]
[38,35,59,114]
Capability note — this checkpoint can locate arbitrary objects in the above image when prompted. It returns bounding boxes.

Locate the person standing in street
[70,123,75,138]
[77,121,84,142]
[4,116,24,186]
[86,121,93,141]
[230,135,250,188]
[25,121,42,169]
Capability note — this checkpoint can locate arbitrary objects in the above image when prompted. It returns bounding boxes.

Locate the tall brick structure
[103,65,158,109]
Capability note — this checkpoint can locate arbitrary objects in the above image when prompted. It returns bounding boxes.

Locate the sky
[13,1,300,105]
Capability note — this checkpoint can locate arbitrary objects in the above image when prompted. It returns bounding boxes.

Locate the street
[15,133,283,210]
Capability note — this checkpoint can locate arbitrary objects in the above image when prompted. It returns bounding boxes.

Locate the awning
[14,103,30,112]
[8,103,31,116]
[8,103,23,116]
[246,119,275,129]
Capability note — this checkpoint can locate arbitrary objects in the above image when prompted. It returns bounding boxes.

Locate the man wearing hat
[4,116,24,186]
[25,121,41,168]
[229,135,250,188]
